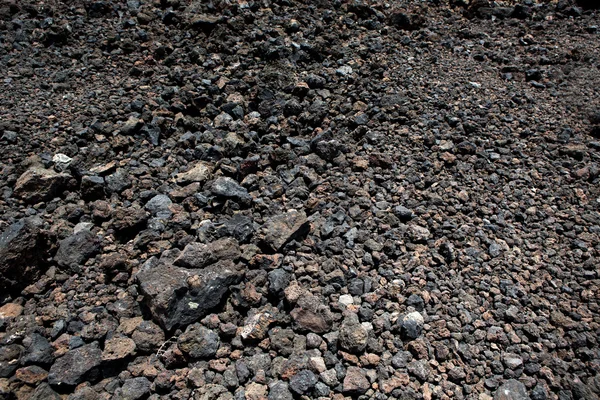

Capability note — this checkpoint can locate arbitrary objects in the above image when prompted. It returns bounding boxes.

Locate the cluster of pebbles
[1,0,599,399]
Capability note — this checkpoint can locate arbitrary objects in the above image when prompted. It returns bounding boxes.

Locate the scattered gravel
[0,0,599,399]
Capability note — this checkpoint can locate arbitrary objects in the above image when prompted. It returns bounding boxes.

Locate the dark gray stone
[391,351,412,369]
[0,130,17,143]
[289,369,317,395]
[223,214,255,243]
[259,210,309,252]
[177,324,220,359]
[81,175,105,200]
[211,177,252,204]
[137,252,245,330]
[131,320,165,353]
[48,342,102,387]
[531,383,548,400]
[144,194,172,216]
[268,380,293,400]
[394,205,414,221]
[268,269,291,295]
[54,230,100,269]
[105,169,132,194]
[406,294,425,312]
[400,311,424,340]
[339,314,368,353]
[0,344,23,377]
[0,216,53,294]
[30,383,60,400]
[120,377,151,400]
[119,117,144,135]
[408,360,432,382]
[22,333,54,366]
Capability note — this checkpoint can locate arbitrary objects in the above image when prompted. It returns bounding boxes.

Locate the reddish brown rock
[343,366,370,395]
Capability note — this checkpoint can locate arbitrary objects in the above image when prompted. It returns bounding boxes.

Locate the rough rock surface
[47,343,102,387]
[0,217,53,293]
[494,379,531,400]
[137,250,245,330]
[0,0,599,399]
[13,166,71,203]
[259,210,310,251]
[54,230,101,270]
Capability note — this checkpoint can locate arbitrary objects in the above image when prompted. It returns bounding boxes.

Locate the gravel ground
[1,0,600,399]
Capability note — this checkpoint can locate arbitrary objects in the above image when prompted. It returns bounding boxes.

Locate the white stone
[339,294,354,306]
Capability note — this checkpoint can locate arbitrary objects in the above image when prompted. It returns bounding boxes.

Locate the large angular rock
[102,337,136,361]
[343,366,370,395]
[177,324,220,359]
[400,311,424,340]
[339,314,368,353]
[13,166,71,203]
[54,230,101,269]
[118,377,151,400]
[0,344,23,377]
[48,342,102,387]
[291,293,333,333]
[22,333,54,366]
[210,177,252,205]
[494,379,531,400]
[29,383,60,400]
[174,238,240,269]
[175,162,213,184]
[0,217,53,294]
[137,250,245,330]
[259,210,310,251]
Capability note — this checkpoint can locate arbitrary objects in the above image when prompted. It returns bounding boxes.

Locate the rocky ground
[1,0,600,399]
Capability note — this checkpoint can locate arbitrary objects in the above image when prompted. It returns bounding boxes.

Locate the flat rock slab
[259,209,309,252]
[48,342,102,387]
[137,249,245,330]
[14,166,71,203]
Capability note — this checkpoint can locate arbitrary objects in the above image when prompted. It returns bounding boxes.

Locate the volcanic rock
[259,210,309,252]
[174,238,241,269]
[177,324,220,359]
[137,251,245,330]
[0,217,53,294]
[14,166,71,203]
[48,342,102,387]
[291,293,334,333]
[343,366,370,395]
[494,379,531,400]
[54,230,101,270]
